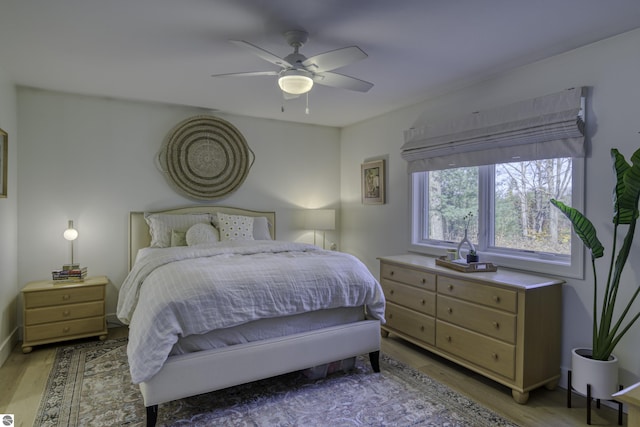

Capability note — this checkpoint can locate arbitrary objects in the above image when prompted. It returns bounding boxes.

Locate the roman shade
[401,87,586,172]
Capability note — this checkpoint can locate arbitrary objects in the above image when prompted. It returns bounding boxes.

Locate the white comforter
[117,240,386,384]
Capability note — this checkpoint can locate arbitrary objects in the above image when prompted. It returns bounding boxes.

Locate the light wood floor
[0,328,626,427]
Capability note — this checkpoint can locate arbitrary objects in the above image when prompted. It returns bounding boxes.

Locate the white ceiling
[2,0,640,127]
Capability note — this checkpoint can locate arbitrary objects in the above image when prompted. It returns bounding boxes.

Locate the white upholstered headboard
[129,206,276,270]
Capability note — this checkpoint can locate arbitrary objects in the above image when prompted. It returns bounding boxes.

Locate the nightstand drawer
[385,302,435,345]
[382,279,435,316]
[24,316,106,342]
[436,320,515,379]
[437,295,516,343]
[25,301,105,326]
[24,285,104,309]
[381,263,436,291]
[438,276,517,313]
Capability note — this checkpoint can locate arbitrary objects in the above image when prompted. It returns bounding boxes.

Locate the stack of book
[52,264,87,282]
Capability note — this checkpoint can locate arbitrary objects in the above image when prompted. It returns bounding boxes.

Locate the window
[411,157,584,278]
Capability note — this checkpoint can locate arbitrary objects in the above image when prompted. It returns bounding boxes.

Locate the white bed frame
[128,206,382,427]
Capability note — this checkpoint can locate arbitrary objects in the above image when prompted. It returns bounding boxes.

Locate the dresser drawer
[436,320,515,379]
[24,316,106,342]
[381,263,436,291]
[385,302,435,345]
[382,279,435,316]
[25,300,105,326]
[438,276,517,313]
[437,295,516,343]
[24,285,104,309]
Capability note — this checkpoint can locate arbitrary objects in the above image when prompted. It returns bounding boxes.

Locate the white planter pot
[571,348,619,400]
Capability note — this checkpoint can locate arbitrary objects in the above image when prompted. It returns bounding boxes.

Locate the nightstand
[22,275,109,353]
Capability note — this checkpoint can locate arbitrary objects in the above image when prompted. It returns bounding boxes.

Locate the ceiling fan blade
[313,72,373,92]
[211,71,279,78]
[230,40,292,68]
[302,46,368,72]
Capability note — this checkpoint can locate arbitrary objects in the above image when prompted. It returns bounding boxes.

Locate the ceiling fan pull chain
[305,93,310,115]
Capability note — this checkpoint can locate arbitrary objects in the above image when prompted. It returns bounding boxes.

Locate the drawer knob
[63,327,70,333]
[390,271,395,276]
[389,289,394,295]
[420,325,424,332]
[448,284,454,291]
[447,307,453,314]
[63,310,70,317]
[421,299,426,305]
[62,294,71,301]
[389,314,393,319]
[493,296,501,303]
[492,353,499,360]
[421,278,426,284]
[447,336,452,342]
[493,321,500,329]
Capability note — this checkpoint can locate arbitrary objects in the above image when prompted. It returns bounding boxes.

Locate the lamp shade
[278,70,314,95]
[63,220,78,241]
[303,209,335,231]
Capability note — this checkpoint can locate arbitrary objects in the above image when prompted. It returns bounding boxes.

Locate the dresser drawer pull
[389,289,395,295]
[493,321,500,329]
[421,299,426,305]
[389,313,393,319]
[62,294,71,301]
[390,270,395,276]
[447,307,453,314]
[492,353,499,360]
[493,296,501,303]
[421,278,426,284]
[446,336,452,342]
[420,325,425,332]
[448,284,454,291]
[63,327,70,333]
[63,310,70,317]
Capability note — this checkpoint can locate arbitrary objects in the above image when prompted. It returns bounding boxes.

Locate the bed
[117,205,386,427]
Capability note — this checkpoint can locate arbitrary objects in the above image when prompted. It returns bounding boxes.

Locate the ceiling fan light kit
[213,29,373,97]
[278,70,314,95]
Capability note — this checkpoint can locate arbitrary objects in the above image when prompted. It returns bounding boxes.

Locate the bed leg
[369,350,380,373]
[146,405,158,427]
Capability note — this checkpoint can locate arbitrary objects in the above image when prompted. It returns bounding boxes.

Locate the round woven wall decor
[158,115,254,200]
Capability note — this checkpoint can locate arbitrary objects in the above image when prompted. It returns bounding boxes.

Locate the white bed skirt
[140,319,381,407]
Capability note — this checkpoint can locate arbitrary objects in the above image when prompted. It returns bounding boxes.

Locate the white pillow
[144,213,212,248]
[212,214,272,240]
[253,217,272,240]
[170,230,187,247]
[217,212,255,241]
[186,223,220,246]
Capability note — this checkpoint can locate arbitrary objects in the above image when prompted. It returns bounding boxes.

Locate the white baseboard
[0,327,19,368]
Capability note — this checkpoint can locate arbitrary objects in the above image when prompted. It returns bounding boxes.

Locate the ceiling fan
[212,30,373,97]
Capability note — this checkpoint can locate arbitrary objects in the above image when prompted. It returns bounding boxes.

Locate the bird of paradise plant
[551,147,640,361]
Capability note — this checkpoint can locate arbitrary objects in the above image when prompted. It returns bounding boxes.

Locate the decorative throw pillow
[186,223,219,246]
[170,230,187,247]
[144,213,211,248]
[217,213,255,241]
[252,216,272,240]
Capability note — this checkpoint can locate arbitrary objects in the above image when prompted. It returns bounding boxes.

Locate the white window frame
[409,157,585,279]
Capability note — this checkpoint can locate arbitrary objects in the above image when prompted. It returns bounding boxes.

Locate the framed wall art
[0,128,6,198]
[361,159,385,204]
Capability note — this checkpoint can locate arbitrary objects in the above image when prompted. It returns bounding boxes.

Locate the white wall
[340,28,640,389]
[0,65,18,365]
[17,89,341,323]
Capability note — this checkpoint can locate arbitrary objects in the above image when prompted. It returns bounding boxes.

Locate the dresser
[22,276,109,353]
[378,255,563,404]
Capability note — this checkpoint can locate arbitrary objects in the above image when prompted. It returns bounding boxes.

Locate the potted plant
[466,249,479,263]
[550,147,640,399]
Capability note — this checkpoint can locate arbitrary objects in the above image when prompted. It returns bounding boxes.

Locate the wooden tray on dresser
[435,256,498,273]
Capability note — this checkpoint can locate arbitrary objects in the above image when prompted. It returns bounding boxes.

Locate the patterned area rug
[34,337,519,426]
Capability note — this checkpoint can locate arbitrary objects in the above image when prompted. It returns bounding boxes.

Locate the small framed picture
[361,159,385,204]
[0,128,7,198]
